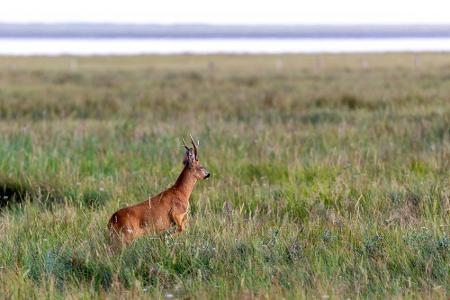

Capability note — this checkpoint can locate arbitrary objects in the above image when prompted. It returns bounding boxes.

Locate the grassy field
[0,53,449,299]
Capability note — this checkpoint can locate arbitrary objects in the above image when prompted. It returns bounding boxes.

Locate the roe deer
[108,136,210,244]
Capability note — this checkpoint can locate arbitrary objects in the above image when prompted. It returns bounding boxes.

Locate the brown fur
[108,139,209,245]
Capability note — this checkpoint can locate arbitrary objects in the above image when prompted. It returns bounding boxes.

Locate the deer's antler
[190,134,199,159]
[182,138,190,151]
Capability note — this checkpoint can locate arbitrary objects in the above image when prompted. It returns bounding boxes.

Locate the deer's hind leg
[110,219,143,247]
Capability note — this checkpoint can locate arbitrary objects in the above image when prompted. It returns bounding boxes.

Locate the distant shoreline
[1,23,450,39]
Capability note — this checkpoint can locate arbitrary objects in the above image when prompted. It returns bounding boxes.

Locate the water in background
[1,38,450,55]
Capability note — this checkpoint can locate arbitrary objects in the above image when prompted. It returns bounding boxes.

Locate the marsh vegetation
[0,54,449,298]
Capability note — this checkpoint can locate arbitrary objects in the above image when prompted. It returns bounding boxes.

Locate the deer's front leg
[175,213,187,233]
[170,207,187,234]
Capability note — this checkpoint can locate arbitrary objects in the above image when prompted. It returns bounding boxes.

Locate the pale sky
[1,0,449,24]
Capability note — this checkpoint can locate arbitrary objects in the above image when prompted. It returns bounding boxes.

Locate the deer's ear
[188,149,196,162]
[183,148,195,165]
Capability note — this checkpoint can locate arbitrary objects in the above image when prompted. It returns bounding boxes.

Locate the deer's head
[183,135,210,180]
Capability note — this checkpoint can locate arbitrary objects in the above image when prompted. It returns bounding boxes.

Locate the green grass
[0,53,449,299]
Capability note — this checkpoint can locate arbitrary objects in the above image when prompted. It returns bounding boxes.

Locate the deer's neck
[172,165,197,202]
